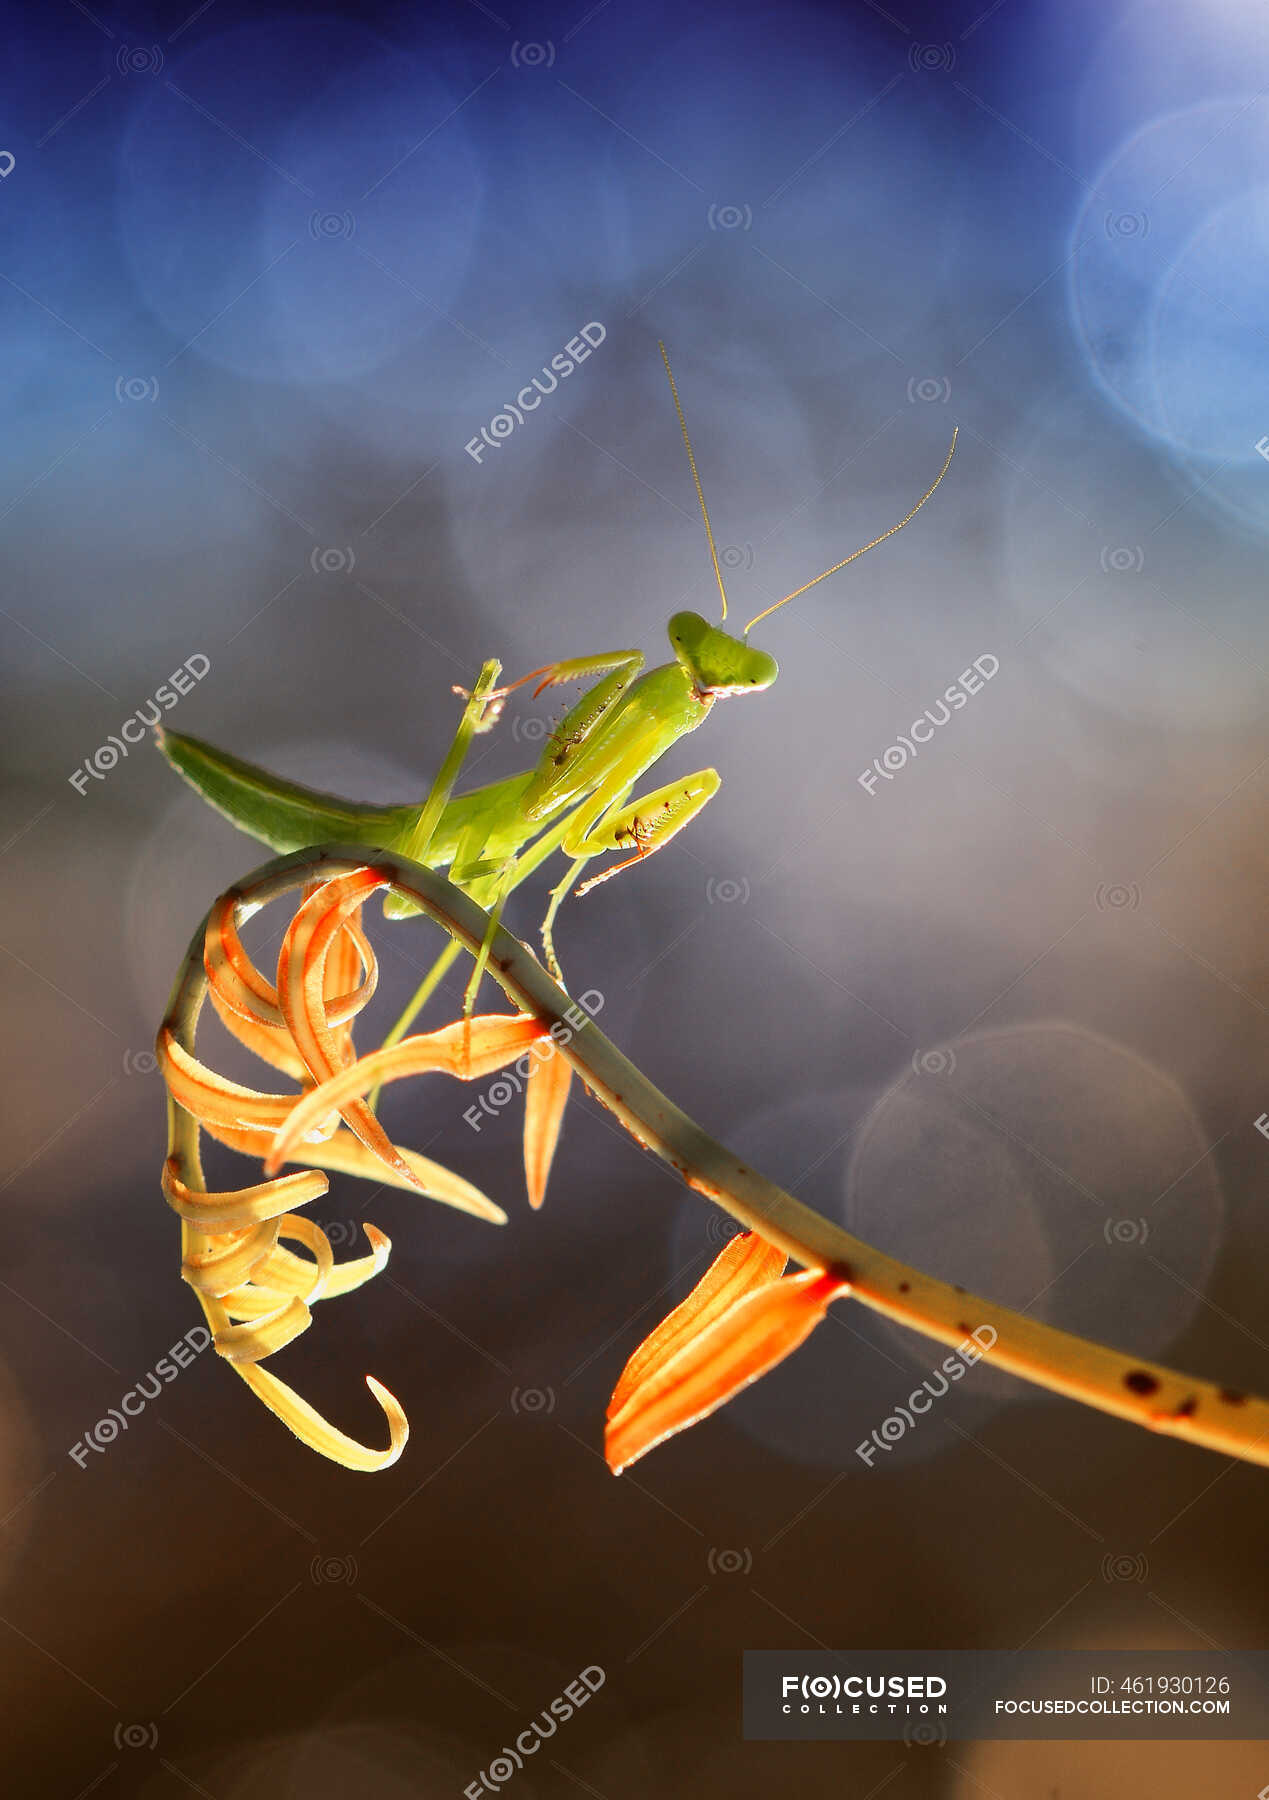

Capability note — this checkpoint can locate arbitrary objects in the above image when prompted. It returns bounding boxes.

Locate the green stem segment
[164,845,1269,1473]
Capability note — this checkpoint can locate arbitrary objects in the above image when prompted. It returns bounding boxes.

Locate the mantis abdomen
[159,726,534,868]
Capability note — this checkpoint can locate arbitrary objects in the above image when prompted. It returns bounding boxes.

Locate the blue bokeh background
[3,1,1269,1794]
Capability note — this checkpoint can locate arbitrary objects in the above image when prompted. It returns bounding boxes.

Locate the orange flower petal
[322,896,361,995]
[220,1284,298,1322]
[181,1220,281,1297]
[276,870,418,1187]
[220,1222,389,1320]
[523,1040,573,1211]
[206,888,377,1034]
[301,878,379,1064]
[230,1364,407,1472]
[162,1155,328,1231]
[605,1268,846,1475]
[321,892,376,1048]
[607,1230,788,1419]
[249,1213,336,1305]
[264,1013,547,1177]
[215,1295,312,1363]
[320,1222,392,1299]
[202,1121,507,1224]
[321,891,359,1071]
[207,982,308,1081]
[204,892,286,1028]
[157,1027,316,1134]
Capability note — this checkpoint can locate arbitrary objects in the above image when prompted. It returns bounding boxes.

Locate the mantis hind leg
[569,769,721,896]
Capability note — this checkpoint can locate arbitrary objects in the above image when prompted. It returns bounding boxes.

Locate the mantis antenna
[659,340,730,623]
[744,427,959,637]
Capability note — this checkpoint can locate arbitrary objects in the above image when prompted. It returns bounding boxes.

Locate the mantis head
[668,611,779,698]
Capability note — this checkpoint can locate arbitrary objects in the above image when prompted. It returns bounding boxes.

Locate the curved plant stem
[163,845,1269,1472]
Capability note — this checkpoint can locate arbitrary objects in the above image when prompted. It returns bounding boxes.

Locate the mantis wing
[158,728,417,855]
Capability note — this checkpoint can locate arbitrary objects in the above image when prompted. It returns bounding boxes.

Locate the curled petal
[162,1157,328,1232]
[277,870,421,1188]
[157,1028,324,1136]
[221,1223,386,1319]
[230,1226,391,1316]
[181,1221,280,1296]
[328,922,378,1026]
[230,1364,408,1472]
[250,1214,336,1304]
[221,1284,302,1322]
[279,871,385,1069]
[321,893,376,1067]
[265,1013,547,1178]
[323,1222,391,1299]
[206,888,376,1033]
[301,878,379,1026]
[321,891,363,998]
[608,1230,788,1419]
[297,1086,342,1144]
[523,1040,573,1211]
[204,892,286,1028]
[204,1121,507,1224]
[208,983,308,1081]
[605,1269,846,1475]
[215,1294,312,1362]
[401,1013,550,1081]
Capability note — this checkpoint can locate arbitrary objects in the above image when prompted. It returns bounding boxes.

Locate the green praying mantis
[158,345,957,1048]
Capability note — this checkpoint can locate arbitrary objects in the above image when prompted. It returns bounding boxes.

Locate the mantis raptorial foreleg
[539,765,721,968]
[540,770,720,974]
[571,768,721,895]
[477,649,644,716]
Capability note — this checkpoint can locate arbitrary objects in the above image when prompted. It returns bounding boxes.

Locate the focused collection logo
[781,1670,948,1714]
